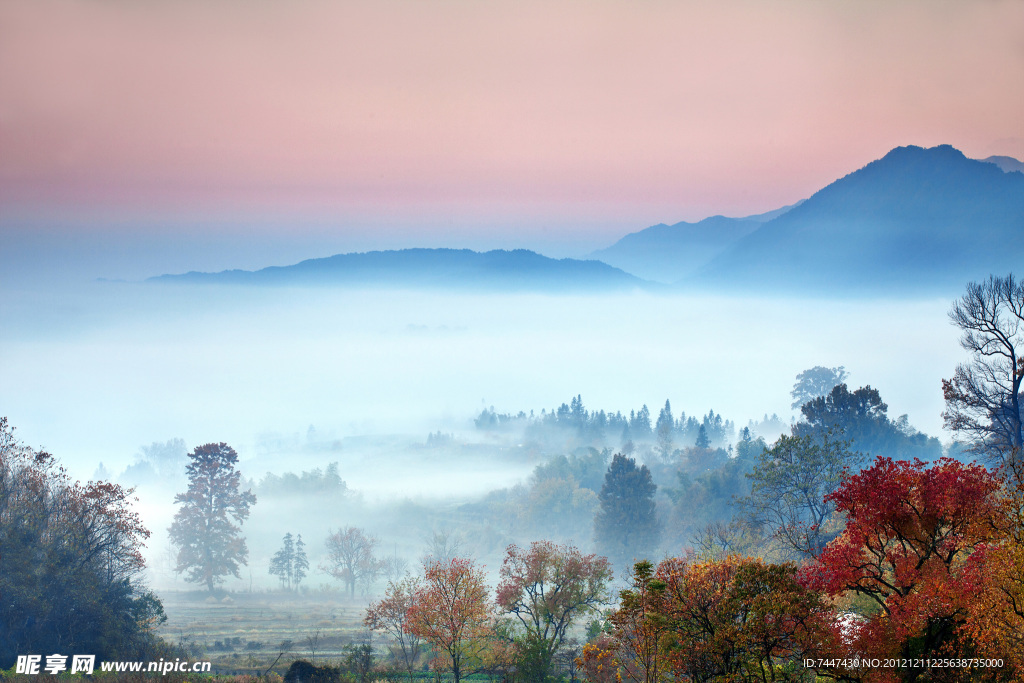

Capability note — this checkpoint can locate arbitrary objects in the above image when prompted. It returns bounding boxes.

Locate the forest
[2,274,1023,683]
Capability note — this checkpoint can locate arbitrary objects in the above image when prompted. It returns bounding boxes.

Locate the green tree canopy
[738,430,860,559]
[594,454,661,573]
[791,365,848,409]
[796,383,942,461]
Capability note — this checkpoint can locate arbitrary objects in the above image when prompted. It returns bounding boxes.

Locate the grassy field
[157,590,375,675]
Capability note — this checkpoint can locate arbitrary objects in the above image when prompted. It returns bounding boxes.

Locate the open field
[158,591,374,675]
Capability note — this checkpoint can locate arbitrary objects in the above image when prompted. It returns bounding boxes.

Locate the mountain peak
[691,143,1024,292]
[879,143,966,162]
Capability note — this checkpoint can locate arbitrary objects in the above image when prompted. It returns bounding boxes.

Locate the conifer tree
[594,454,661,573]
[695,424,711,449]
[269,532,295,589]
[294,534,309,590]
[656,400,675,459]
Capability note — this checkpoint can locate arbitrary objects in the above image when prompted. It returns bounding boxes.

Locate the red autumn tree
[496,541,612,680]
[801,457,1001,674]
[406,558,494,683]
[364,574,423,681]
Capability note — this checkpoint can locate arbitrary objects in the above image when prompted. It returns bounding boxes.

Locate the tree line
[475,398,737,450]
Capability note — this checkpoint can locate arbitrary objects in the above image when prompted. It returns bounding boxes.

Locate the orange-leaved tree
[577,633,624,683]
[406,557,494,683]
[800,457,1001,678]
[579,556,823,683]
[364,574,423,681]
[657,555,824,683]
[576,559,667,683]
[496,540,612,681]
[961,454,1024,674]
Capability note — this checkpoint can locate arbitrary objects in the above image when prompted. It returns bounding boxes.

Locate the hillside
[692,145,1024,293]
[591,202,803,284]
[149,248,652,292]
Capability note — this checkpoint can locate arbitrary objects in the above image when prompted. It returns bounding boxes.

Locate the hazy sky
[2,0,1023,262]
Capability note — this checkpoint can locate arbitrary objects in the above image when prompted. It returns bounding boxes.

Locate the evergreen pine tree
[656,399,675,458]
[631,405,652,437]
[594,454,661,574]
[269,532,295,589]
[293,534,309,590]
[695,424,711,449]
[620,423,635,455]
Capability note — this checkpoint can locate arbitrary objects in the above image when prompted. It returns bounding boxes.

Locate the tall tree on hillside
[796,383,942,461]
[1,418,166,666]
[694,424,711,450]
[944,274,1024,464]
[168,443,256,592]
[594,455,661,572]
[630,406,652,438]
[797,384,887,440]
[322,526,381,598]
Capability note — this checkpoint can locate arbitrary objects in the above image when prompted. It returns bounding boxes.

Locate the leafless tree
[305,628,321,663]
[321,526,382,598]
[694,520,758,560]
[380,548,410,585]
[944,274,1024,465]
[420,528,462,566]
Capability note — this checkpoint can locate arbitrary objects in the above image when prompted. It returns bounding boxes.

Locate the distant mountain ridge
[692,145,1024,292]
[596,145,1023,291]
[152,145,1022,295]
[150,248,652,292]
[590,201,808,284]
[982,155,1024,174]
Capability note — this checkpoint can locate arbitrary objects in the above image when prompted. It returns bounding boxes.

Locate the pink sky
[1,0,1022,247]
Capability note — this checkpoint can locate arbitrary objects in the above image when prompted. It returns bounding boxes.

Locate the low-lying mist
[1,279,963,589]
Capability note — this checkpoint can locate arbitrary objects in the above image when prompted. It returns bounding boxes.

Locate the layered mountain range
[153,145,1022,295]
[597,145,1024,292]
